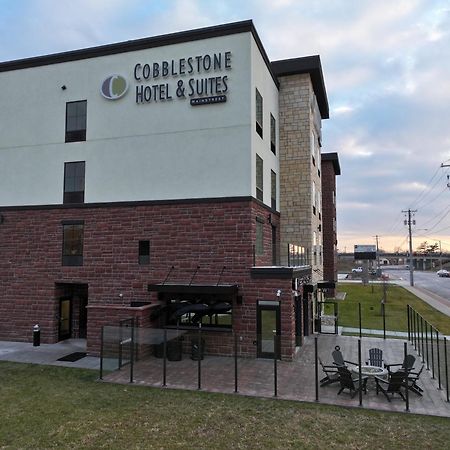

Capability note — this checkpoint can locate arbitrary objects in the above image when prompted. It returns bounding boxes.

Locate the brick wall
[0,197,301,359]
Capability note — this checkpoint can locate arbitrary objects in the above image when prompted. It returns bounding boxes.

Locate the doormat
[57,352,87,362]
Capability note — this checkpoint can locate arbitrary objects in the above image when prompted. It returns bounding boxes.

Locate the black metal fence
[407,305,449,402]
[97,324,447,414]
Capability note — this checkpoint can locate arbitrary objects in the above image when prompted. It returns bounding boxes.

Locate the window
[64,162,85,204]
[256,88,263,138]
[62,221,84,266]
[65,100,87,143]
[311,130,315,166]
[271,170,277,210]
[256,154,263,201]
[139,240,150,265]
[270,114,276,154]
[255,218,264,255]
[312,180,316,215]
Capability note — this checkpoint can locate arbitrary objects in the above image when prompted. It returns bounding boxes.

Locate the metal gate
[315,301,339,334]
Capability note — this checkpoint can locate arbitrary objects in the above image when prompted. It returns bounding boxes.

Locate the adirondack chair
[385,354,416,374]
[319,358,340,387]
[336,366,368,398]
[332,345,357,367]
[366,348,383,367]
[406,364,424,396]
[374,371,406,402]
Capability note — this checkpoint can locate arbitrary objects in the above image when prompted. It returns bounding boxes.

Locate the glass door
[257,301,281,358]
[59,297,72,341]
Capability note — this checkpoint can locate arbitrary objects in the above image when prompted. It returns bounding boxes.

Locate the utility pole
[439,240,443,270]
[373,235,380,271]
[402,209,417,286]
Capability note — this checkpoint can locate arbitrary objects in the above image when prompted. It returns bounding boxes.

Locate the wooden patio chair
[337,366,368,398]
[406,364,424,396]
[374,371,406,402]
[332,345,357,367]
[319,358,340,387]
[385,354,415,374]
[367,348,383,367]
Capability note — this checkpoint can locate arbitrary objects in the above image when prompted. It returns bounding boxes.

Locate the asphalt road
[384,268,450,300]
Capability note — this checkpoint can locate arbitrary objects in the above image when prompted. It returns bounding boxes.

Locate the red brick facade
[0,197,306,359]
[321,154,340,296]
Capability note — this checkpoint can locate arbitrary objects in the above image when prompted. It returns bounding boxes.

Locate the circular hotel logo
[101,75,128,100]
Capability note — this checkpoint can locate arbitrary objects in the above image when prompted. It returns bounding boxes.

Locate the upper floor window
[256,154,263,201]
[66,100,87,143]
[271,170,277,210]
[139,240,150,265]
[64,161,85,204]
[270,114,276,154]
[311,130,316,166]
[255,89,263,138]
[62,221,84,266]
[312,180,316,215]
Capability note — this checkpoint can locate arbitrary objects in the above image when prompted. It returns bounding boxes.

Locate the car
[352,267,363,273]
[437,269,450,278]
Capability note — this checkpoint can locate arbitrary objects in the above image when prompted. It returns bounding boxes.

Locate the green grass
[1,362,449,449]
[329,283,450,334]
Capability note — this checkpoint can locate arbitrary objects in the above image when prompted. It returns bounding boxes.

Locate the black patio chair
[319,358,340,387]
[406,364,424,396]
[337,366,368,398]
[367,348,383,367]
[332,345,357,367]
[374,371,406,402]
[385,354,415,374]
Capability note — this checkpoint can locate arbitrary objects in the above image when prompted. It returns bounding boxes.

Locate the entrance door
[59,297,72,341]
[295,297,303,346]
[256,301,281,358]
[316,301,339,334]
[79,295,88,339]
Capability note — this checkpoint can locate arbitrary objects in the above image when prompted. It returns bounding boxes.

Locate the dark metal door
[256,301,281,358]
[59,297,72,340]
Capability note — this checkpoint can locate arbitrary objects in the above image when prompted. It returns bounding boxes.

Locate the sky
[1,0,450,252]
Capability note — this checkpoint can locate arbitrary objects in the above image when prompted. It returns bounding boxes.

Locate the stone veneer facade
[278,74,323,284]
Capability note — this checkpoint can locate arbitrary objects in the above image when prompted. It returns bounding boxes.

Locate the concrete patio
[103,334,450,418]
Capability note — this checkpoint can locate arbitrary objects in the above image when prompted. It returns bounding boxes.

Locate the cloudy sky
[2,0,450,252]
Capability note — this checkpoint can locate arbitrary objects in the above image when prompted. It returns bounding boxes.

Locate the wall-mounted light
[61,85,67,90]
[276,289,282,297]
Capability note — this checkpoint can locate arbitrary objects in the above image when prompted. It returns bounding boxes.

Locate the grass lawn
[330,283,450,334]
[1,362,450,449]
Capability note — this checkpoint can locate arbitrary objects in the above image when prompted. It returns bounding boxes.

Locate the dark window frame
[63,161,85,204]
[65,100,87,143]
[270,113,276,154]
[256,154,263,202]
[62,221,84,266]
[139,240,150,265]
[255,88,263,138]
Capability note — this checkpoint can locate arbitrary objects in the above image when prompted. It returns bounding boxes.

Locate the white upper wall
[0,31,280,207]
[250,39,279,210]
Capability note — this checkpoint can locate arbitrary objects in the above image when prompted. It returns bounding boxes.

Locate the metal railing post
[197,324,202,390]
[382,302,386,340]
[431,326,435,379]
[436,330,442,390]
[99,326,104,380]
[273,334,278,397]
[315,337,319,402]
[425,321,430,371]
[163,330,167,387]
[407,305,411,342]
[129,324,134,383]
[234,333,238,393]
[358,339,362,407]
[420,315,424,361]
[444,337,449,402]
[404,342,409,412]
[358,303,362,339]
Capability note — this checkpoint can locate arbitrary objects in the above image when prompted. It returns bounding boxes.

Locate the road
[384,268,450,301]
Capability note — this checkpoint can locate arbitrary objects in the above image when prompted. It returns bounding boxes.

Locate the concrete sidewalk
[0,339,99,370]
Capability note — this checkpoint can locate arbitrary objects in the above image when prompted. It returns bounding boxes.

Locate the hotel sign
[354,245,377,260]
[133,51,231,105]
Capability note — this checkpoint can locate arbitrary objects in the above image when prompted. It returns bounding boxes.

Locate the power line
[409,164,445,209]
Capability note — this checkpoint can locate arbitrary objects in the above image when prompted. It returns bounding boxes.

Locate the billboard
[354,244,376,260]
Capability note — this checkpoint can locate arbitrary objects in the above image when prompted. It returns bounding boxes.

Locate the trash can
[167,338,182,361]
[33,324,40,347]
[191,338,205,361]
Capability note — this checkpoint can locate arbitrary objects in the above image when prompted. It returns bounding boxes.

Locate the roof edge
[321,152,341,175]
